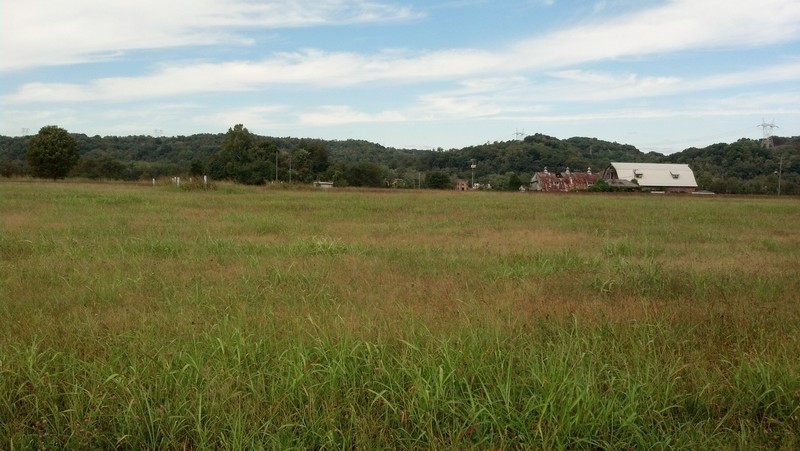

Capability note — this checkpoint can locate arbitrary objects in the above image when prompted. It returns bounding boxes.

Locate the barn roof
[531,170,599,192]
[606,162,697,188]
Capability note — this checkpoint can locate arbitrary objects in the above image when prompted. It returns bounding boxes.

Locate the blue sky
[2,0,799,154]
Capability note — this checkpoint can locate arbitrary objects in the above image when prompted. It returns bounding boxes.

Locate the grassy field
[1,180,799,449]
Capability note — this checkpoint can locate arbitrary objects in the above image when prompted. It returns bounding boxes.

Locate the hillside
[1,131,797,194]
[665,136,799,194]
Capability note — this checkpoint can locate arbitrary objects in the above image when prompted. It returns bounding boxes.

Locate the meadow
[1,180,799,449]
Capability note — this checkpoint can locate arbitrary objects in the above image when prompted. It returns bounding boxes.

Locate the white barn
[603,162,698,193]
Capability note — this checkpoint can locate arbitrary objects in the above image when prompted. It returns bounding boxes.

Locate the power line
[757,119,778,149]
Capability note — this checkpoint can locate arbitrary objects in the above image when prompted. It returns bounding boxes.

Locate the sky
[2,0,799,154]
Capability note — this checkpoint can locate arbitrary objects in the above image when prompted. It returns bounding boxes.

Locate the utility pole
[777,156,784,196]
[470,159,476,189]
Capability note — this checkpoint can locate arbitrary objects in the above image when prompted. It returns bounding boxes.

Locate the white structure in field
[603,162,698,193]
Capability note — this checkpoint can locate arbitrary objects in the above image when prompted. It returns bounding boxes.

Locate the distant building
[385,178,406,188]
[313,181,334,189]
[603,162,697,193]
[455,179,469,191]
[530,167,599,192]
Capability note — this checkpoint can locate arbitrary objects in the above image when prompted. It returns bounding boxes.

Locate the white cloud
[299,106,407,125]
[0,0,422,71]
[513,0,800,68]
[7,0,798,75]
[10,45,796,106]
[3,48,503,103]
[298,91,506,127]
[468,61,800,105]
[6,0,800,105]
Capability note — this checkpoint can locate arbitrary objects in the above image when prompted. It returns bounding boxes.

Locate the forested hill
[429,134,659,175]
[1,131,797,194]
[0,132,658,184]
[664,136,799,194]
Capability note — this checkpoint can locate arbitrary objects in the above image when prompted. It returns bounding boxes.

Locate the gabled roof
[607,162,697,188]
[531,171,599,192]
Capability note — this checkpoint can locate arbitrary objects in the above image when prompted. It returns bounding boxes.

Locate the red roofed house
[530,167,599,192]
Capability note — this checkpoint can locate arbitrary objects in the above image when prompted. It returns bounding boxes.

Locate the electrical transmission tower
[513,129,525,141]
[758,120,778,149]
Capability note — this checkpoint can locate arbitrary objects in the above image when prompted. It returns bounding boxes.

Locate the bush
[426,170,452,189]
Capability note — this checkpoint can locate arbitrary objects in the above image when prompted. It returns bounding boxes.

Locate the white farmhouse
[603,162,698,193]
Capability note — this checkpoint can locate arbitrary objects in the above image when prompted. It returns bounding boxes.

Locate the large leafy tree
[299,139,330,174]
[27,125,79,180]
[208,124,276,185]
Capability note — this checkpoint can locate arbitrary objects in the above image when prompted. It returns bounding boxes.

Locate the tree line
[1,125,797,194]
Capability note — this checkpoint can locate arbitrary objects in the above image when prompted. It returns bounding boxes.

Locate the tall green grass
[1,181,799,449]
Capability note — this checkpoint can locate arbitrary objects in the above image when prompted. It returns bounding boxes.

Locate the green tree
[507,172,523,190]
[288,147,311,183]
[426,170,452,189]
[345,162,384,187]
[298,139,330,175]
[0,160,26,177]
[207,124,274,185]
[587,179,612,192]
[71,155,126,180]
[189,159,205,176]
[27,125,79,180]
